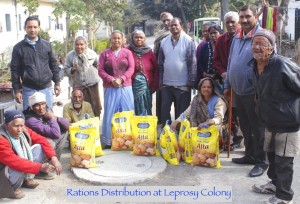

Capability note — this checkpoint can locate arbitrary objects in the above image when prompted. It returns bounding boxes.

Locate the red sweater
[129,49,159,91]
[212,32,235,75]
[0,126,56,174]
[98,48,134,88]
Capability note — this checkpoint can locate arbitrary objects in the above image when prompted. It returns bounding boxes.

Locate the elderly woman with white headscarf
[128,30,159,115]
[64,36,102,117]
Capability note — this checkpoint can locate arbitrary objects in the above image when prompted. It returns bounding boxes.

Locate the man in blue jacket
[223,5,267,177]
[251,29,299,204]
[11,16,61,110]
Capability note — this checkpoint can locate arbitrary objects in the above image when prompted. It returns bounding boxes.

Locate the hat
[28,92,46,107]
[4,110,25,124]
[253,29,276,47]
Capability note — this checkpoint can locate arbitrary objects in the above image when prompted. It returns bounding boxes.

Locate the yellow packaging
[178,118,193,164]
[69,125,97,168]
[131,115,158,156]
[111,111,134,150]
[159,124,180,165]
[73,117,104,156]
[191,125,221,168]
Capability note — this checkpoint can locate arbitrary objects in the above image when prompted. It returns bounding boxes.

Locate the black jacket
[253,54,300,133]
[10,36,60,92]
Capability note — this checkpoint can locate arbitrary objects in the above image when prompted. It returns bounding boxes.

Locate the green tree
[17,0,39,15]
[123,2,145,34]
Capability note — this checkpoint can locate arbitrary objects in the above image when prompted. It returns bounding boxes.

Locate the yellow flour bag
[74,117,104,156]
[69,125,97,168]
[178,117,192,164]
[191,125,221,168]
[131,115,158,156]
[159,124,180,165]
[111,111,134,150]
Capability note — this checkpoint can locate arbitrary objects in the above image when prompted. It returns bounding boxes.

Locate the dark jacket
[10,36,60,93]
[253,54,300,133]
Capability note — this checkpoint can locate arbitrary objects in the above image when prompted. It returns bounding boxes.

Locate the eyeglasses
[251,43,271,48]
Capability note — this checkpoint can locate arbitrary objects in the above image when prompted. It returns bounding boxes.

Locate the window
[18,14,22,31]
[5,14,11,32]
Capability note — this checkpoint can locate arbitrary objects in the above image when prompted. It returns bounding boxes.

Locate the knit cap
[4,110,25,124]
[253,29,276,47]
[28,92,46,107]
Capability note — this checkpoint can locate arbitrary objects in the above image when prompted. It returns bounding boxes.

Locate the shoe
[104,145,111,149]
[263,195,293,204]
[252,181,276,194]
[232,156,255,165]
[35,171,56,180]
[22,179,39,189]
[249,163,268,177]
[12,188,25,199]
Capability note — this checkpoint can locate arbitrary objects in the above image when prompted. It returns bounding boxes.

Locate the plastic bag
[191,125,221,168]
[178,115,193,164]
[111,111,134,150]
[69,125,97,168]
[159,123,180,165]
[131,114,158,156]
[73,117,104,156]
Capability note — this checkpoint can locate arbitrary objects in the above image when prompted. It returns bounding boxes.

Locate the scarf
[153,28,170,55]
[129,38,151,56]
[189,94,219,127]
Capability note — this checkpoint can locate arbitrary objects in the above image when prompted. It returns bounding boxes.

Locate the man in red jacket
[0,110,62,199]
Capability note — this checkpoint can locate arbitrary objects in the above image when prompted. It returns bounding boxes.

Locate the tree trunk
[220,0,229,22]
[177,0,188,32]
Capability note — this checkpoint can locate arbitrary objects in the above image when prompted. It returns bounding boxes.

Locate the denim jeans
[22,85,53,110]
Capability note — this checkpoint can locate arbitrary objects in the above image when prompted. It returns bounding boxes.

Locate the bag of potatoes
[178,115,193,164]
[191,125,221,168]
[131,113,158,156]
[111,111,134,150]
[160,123,180,165]
[69,125,97,168]
[73,117,104,156]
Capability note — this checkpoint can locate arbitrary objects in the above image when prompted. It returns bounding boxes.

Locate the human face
[133,33,145,48]
[251,36,273,61]
[6,118,25,138]
[32,102,47,116]
[202,25,209,41]
[75,39,87,54]
[25,20,40,40]
[110,32,124,50]
[225,16,240,35]
[209,27,220,43]
[239,9,257,34]
[161,14,172,30]
[170,19,182,36]
[200,80,213,98]
[72,90,83,109]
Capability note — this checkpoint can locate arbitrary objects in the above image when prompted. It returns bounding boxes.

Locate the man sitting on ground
[0,110,62,199]
[63,89,95,123]
[23,92,70,160]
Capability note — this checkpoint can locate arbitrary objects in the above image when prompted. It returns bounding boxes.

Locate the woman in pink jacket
[98,30,135,148]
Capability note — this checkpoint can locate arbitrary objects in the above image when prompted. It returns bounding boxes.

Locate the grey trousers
[6,144,45,190]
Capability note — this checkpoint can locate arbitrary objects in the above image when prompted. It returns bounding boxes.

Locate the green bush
[94,39,110,54]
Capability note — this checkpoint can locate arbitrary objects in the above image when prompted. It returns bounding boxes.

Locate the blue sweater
[224,25,261,95]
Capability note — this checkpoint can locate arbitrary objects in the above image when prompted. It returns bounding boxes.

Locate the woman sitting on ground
[171,77,227,131]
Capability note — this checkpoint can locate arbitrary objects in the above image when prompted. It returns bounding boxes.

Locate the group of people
[0,4,299,203]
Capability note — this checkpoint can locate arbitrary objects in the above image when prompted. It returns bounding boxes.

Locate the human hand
[197,122,209,129]
[40,163,56,173]
[14,92,23,104]
[221,72,227,82]
[54,84,61,96]
[43,109,56,120]
[223,88,230,102]
[50,156,62,175]
[171,121,180,131]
